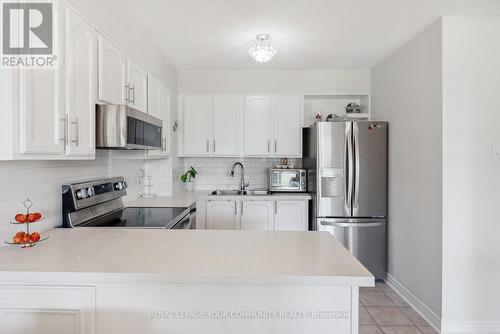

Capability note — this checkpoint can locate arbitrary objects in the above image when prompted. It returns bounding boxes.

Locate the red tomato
[15,214,27,223]
[13,235,23,244]
[21,235,30,243]
[32,212,42,221]
[30,232,40,242]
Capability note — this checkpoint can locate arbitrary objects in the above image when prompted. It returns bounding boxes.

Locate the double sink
[210,189,271,196]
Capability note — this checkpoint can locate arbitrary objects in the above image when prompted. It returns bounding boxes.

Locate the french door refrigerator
[303,121,388,278]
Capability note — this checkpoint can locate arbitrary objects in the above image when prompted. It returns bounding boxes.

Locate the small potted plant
[180,166,198,192]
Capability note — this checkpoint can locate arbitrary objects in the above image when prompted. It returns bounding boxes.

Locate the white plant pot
[184,181,195,192]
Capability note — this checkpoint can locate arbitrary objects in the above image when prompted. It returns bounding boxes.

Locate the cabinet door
[65,8,96,157]
[18,4,64,156]
[147,75,170,157]
[240,201,274,231]
[244,96,272,156]
[207,201,239,230]
[273,95,303,157]
[274,200,308,231]
[97,35,127,105]
[182,95,213,156]
[126,60,148,112]
[0,285,95,334]
[213,95,243,156]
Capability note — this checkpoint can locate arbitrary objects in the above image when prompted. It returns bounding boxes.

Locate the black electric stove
[62,177,194,229]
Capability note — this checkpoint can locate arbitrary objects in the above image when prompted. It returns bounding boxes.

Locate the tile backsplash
[0,151,144,247]
[182,158,300,191]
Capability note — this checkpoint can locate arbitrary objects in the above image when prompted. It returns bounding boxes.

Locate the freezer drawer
[318,218,386,279]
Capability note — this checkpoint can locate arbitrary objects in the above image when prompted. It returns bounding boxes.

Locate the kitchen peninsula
[0,228,373,334]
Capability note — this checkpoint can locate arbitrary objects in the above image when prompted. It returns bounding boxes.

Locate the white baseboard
[441,320,500,334]
[384,273,441,332]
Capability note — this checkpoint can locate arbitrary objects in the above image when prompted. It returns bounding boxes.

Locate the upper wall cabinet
[179,94,302,158]
[0,3,96,160]
[213,96,243,156]
[65,7,97,157]
[97,36,127,105]
[244,95,303,158]
[126,60,148,113]
[244,96,272,156]
[179,95,243,157]
[147,74,170,157]
[97,36,148,113]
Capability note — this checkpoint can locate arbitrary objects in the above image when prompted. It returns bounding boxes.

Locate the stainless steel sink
[209,189,272,196]
[210,190,243,196]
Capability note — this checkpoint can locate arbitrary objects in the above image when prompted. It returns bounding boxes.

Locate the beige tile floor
[359,281,439,334]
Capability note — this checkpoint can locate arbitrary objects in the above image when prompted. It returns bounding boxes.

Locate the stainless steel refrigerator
[303,121,388,279]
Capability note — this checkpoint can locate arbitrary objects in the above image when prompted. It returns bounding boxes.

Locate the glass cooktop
[81,207,187,228]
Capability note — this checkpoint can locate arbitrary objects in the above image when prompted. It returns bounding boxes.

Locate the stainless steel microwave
[96,105,163,150]
[269,168,307,192]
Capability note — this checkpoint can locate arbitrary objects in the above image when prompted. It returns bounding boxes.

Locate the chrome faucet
[230,162,249,192]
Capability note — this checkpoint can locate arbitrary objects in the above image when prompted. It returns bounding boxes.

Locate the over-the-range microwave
[269,168,307,192]
[96,105,163,150]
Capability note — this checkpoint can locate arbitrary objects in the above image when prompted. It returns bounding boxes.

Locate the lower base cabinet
[241,201,274,230]
[204,199,308,231]
[0,285,95,334]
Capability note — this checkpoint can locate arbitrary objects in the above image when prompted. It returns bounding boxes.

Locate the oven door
[269,169,306,192]
[171,213,192,229]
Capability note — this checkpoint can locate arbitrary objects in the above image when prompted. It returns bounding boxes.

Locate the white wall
[178,70,369,94]
[441,17,500,333]
[371,20,443,322]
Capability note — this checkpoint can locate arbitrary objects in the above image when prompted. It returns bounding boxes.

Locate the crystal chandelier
[249,34,277,63]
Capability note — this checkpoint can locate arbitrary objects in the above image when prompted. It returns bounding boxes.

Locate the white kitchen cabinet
[274,200,308,231]
[206,200,240,230]
[182,95,213,156]
[126,59,148,112]
[97,35,127,105]
[147,75,170,157]
[202,198,308,231]
[240,201,274,231]
[180,95,243,157]
[213,96,243,156]
[64,8,96,157]
[273,95,303,157]
[244,96,272,156]
[0,285,95,334]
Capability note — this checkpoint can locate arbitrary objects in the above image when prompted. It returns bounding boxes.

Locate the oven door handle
[171,213,191,229]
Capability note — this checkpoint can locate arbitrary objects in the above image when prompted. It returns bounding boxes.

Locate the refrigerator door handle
[352,122,360,216]
[319,220,382,228]
[345,123,354,216]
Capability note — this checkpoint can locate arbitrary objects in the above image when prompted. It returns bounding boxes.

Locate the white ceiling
[109,0,500,70]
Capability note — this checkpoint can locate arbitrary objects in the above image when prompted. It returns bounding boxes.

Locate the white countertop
[124,191,311,208]
[0,229,372,286]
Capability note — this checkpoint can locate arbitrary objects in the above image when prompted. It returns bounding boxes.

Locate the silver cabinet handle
[274,202,277,215]
[274,139,277,153]
[129,84,135,104]
[60,117,67,145]
[213,139,216,153]
[70,117,79,146]
[234,202,237,215]
[124,84,130,102]
[267,140,270,153]
[241,202,244,215]
[162,137,167,152]
[206,139,210,152]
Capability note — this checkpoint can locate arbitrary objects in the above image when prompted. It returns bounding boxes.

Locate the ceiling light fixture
[249,34,277,63]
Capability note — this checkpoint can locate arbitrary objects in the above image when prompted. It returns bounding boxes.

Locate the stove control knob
[123,181,128,189]
[114,182,124,190]
[86,187,94,197]
[76,189,87,199]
